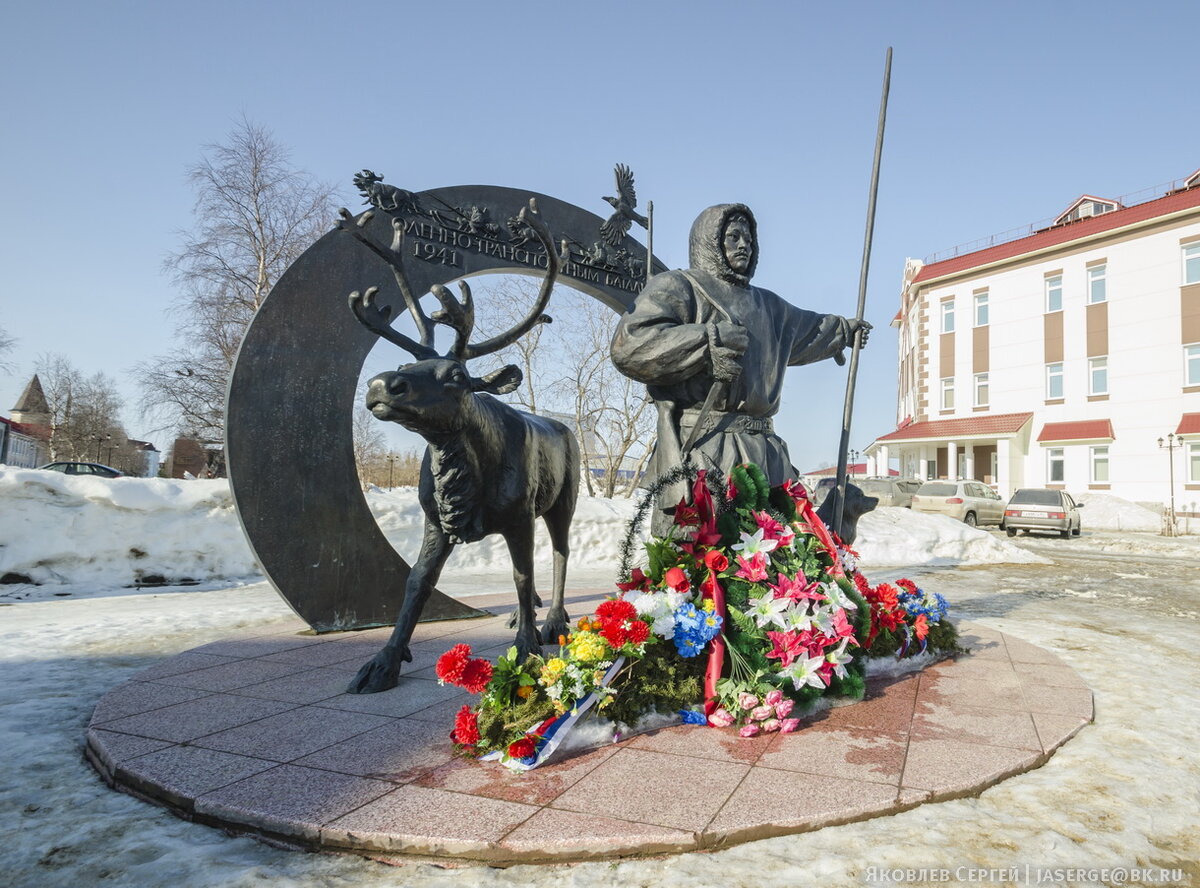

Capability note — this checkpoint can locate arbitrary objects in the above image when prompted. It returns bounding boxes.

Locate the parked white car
[910,480,1006,527]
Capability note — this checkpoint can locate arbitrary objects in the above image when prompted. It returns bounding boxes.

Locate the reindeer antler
[338,208,438,354]
[461,199,560,361]
[348,287,438,359]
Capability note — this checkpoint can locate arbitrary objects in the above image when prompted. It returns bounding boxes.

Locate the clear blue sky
[2,0,1198,472]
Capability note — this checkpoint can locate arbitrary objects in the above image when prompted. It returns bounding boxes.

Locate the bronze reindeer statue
[344,200,579,694]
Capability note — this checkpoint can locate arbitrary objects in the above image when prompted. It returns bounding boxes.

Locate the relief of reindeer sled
[340,199,579,694]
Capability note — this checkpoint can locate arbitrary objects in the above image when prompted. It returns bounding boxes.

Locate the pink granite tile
[925,655,1019,683]
[627,723,773,764]
[323,783,539,855]
[816,679,918,733]
[911,703,1041,750]
[758,724,907,785]
[89,681,212,726]
[195,764,395,842]
[293,718,457,783]
[706,767,898,839]
[901,737,1041,794]
[230,667,363,705]
[117,746,277,810]
[916,673,1027,712]
[99,694,296,743]
[955,625,1009,660]
[189,634,322,658]
[1032,712,1091,753]
[1003,638,1068,666]
[191,705,393,761]
[86,728,174,774]
[130,652,240,681]
[898,788,931,805]
[1011,661,1089,689]
[316,677,470,719]
[550,748,748,832]
[498,807,696,859]
[415,745,616,805]
[1019,684,1093,719]
[258,640,375,668]
[153,658,300,692]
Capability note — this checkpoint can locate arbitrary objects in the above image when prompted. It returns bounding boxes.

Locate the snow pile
[0,467,258,587]
[0,469,1047,591]
[1074,493,1161,532]
[855,507,1049,567]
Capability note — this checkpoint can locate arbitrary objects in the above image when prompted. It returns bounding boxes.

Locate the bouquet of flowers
[438,463,957,768]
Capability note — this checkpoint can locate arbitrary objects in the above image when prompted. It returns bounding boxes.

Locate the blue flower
[679,709,707,725]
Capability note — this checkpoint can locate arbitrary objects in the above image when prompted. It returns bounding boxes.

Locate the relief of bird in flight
[599,163,649,246]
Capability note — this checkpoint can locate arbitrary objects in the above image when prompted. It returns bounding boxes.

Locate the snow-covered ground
[3,469,1198,886]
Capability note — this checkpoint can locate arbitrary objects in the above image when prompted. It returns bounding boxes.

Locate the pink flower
[774,699,795,719]
[832,607,855,639]
[764,689,784,706]
[779,718,801,734]
[735,553,769,582]
[738,724,760,738]
[737,692,759,711]
[761,718,781,733]
[750,705,773,721]
[707,708,735,728]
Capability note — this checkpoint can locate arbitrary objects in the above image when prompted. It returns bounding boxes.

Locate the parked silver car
[910,480,1006,527]
[857,477,922,509]
[1003,488,1082,538]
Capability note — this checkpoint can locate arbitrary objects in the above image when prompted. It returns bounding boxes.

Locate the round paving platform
[86,589,1093,865]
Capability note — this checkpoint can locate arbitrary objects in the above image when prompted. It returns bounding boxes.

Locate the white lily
[823,581,857,611]
[826,637,853,679]
[746,593,791,630]
[731,527,779,556]
[780,654,828,690]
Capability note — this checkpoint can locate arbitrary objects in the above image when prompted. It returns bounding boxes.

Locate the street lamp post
[386,453,397,490]
[848,449,861,478]
[1158,433,1178,537]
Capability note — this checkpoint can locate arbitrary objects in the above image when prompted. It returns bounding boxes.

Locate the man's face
[723,217,753,274]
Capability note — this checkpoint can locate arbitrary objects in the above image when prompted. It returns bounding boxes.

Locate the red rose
[451,705,480,747]
[703,549,729,572]
[507,736,538,760]
[460,657,494,694]
[664,566,690,593]
[435,643,472,685]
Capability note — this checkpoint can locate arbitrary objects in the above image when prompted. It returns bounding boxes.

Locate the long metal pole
[833,47,892,538]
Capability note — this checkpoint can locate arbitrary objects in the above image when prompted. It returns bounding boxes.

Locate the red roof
[1177,413,1200,435]
[1036,420,1115,442]
[874,412,1033,443]
[913,185,1200,284]
[804,462,879,476]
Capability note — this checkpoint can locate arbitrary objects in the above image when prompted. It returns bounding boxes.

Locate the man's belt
[679,409,774,438]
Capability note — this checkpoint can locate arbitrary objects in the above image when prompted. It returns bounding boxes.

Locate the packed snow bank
[0,470,1047,591]
[855,507,1049,567]
[0,468,258,587]
[1074,493,1161,532]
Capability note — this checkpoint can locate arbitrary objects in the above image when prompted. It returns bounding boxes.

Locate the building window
[1091,445,1109,483]
[1047,448,1064,483]
[1046,362,1064,399]
[1190,442,1200,484]
[1088,264,1107,304]
[974,291,989,327]
[1188,344,1200,386]
[941,299,955,333]
[1185,243,1200,285]
[974,372,989,407]
[1045,274,1062,312]
[940,377,955,410]
[1089,356,1108,395]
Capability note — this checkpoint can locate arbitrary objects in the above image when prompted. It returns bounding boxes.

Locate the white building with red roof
[866,168,1200,508]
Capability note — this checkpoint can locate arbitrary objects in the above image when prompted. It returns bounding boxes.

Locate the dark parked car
[39,461,124,478]
[856,477,922,509]
[1003,488,1081,538]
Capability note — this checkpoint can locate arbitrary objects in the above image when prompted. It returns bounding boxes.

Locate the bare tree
[34,353,140,468]
[0,326,15,373]
[137,118,337,441]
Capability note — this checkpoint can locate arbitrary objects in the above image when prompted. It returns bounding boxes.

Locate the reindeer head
[349,199,557,440]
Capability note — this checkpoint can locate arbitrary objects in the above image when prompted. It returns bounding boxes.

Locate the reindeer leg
[347,521,454,694]
[503,522,542,661]
[541,500,573,646]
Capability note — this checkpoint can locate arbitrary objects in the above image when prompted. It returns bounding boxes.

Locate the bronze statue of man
[610,203,869,532]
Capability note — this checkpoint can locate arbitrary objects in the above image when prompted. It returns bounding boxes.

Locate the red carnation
[451,705,480,747]
[852,571,871,594]
[460,657,494,694]
[507,736,538,760]
[664,566,690,593]
[596,598,637,624]
[600,621,629,648]
[627,619,650,645]
[703,549,729,572]
[435,643,472,685]
[897,578,918,595]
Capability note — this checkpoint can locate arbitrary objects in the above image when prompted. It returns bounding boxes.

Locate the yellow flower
[701,598,716,613]
[540,657,567,686]
[568,630,609,663]
[516,685,532,699]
